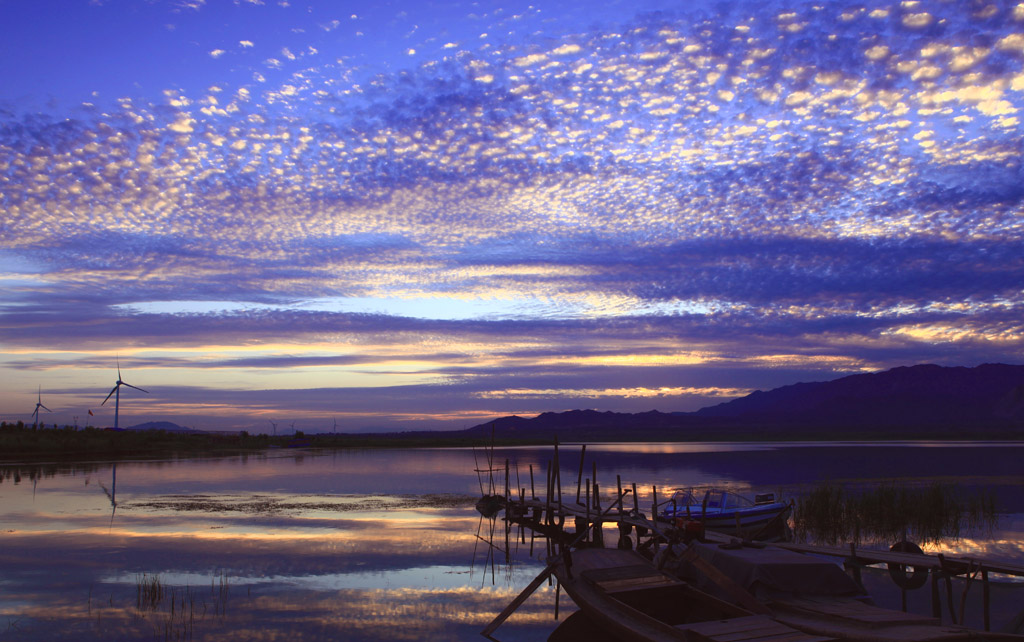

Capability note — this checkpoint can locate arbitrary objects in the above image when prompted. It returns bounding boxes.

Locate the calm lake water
[1,441,1022,641]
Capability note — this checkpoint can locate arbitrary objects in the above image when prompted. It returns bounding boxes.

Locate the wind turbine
[30,387,51,428]
[101,359,148,429]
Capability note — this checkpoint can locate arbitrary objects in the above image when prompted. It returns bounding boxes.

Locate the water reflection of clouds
[3,447,1023,640]
[2,584,562,642]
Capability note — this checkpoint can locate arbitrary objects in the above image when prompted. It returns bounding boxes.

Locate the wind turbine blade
[40,404,52,412]
[122,382,148,393]
[102,385,119,405]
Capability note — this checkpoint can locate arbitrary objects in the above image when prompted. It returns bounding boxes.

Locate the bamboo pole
[472,447,484,495]
[480,564,557,639]
[529,464,535,500]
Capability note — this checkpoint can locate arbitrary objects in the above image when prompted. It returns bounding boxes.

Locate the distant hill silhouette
[125,421,199,433]
[463,364,1024,441]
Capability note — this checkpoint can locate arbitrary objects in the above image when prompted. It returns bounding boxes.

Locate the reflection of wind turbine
[99,463,117,528]
[101,359,148,429]
[31,387,52,428]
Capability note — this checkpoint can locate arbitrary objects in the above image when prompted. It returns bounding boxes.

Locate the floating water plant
[793,481,998,546]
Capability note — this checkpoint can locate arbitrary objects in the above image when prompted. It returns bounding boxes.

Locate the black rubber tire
[887,540,929,590]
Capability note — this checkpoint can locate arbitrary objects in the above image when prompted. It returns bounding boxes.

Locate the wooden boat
[667,540,1024,642]
[659,488,791,539]
[552,546,835,642]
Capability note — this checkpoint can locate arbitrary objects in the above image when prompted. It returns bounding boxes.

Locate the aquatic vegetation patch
[793,481,999,546]
[125,492,477,515]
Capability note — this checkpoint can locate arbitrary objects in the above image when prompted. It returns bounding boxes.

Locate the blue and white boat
[658,488,792,539]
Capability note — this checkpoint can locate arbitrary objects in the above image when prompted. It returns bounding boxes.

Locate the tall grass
[133,572,231,641]
[794,481,998,546]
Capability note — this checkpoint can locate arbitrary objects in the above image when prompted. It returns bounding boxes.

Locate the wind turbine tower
[101,360,148,429]
[31,387,51,428]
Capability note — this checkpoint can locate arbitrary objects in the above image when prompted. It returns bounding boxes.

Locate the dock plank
[771,596,938,627]
[682,615,835,642]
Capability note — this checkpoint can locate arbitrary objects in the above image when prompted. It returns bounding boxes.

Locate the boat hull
[661,503,792,539]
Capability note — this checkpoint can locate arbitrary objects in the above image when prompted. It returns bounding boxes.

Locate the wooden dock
[477,441,1024,639]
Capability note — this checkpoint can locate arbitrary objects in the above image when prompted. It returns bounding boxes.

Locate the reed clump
[132,572,231,641]
[136,573,164,610]
[794,481,998,546]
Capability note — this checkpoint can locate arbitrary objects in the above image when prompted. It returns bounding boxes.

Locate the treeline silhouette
[0,422,492,460]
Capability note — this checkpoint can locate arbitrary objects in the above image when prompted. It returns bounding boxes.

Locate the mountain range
[461,364,1024,441]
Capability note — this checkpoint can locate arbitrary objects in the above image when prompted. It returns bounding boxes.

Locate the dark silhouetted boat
[552,546,834,642]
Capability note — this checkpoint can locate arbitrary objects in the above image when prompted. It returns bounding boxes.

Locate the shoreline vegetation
[2,420,1023,462]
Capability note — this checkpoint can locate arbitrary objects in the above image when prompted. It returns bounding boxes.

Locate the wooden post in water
[616,475,624,518]
[848,543,862,588]
[504,459,510,506]
[575,444,586,504]
[631,482,639,514]
[529,464,536,500]
[514,460,521,503]
[982,569,990,631]
[938,554,956,625]
[593,481,603,546]
[585,478,591,541]
[553,438,563,526]
[545,461,552,526]
[652,485,658,523]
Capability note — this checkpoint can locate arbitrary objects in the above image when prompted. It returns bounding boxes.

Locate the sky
[1,0,1023,433]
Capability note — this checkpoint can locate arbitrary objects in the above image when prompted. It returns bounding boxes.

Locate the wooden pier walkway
[477,441,1024,639]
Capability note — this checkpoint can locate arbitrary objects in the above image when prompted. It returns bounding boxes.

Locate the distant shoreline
[2,421,1023,462]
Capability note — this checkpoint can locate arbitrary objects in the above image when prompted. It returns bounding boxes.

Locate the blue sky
[2,0,1023,432]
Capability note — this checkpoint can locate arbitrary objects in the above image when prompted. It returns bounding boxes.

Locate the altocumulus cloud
[1,0,1023,430]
